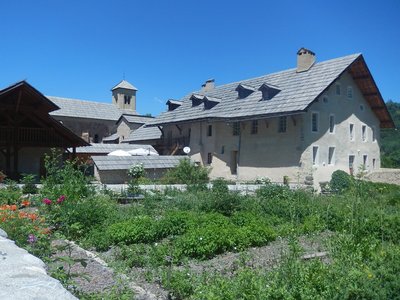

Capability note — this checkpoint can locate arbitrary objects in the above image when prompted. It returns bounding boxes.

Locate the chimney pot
[201,78,215,92]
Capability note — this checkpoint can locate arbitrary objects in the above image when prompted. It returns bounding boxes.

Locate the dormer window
[235,83,255,99]
[166,99,182,111]
[258,83,281,101]
[190,94,204,106]
[203,96,221,109]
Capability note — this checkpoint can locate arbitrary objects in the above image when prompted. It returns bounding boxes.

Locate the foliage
[0,203,51,258]
[330,170,354,193]
[0,179,22,205]
[381,100,400,167]
[0,170,6,182]
[162,158,209,185]
[21,173,38,194]
[127,163,145,195]
[40,149,93,202]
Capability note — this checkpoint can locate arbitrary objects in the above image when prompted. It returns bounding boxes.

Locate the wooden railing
[0,127,63,145]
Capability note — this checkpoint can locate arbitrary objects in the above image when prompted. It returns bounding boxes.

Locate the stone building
[146,49,394,187]
[48,80,156,144]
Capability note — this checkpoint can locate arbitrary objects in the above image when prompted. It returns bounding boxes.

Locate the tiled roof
[73,143,156,154]
[93,155,186,171]
[147,54,361,126]
[102,133,119,142]
[48,96,136,121]
[123,125,162,142]
[121,114,154,124]
[111,80,138,91]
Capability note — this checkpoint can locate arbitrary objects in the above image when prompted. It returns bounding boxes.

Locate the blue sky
[0,0,399,116]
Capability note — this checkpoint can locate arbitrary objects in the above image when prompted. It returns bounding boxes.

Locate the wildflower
[57,195,66,204]
[199,237,203,241]
[21,200,30,207]
[42,198,52,205]
[10,205,17,211]
[27,234,37,244]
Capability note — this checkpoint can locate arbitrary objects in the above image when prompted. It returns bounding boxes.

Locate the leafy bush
[40,149,93,201]
[330,170,354,193]
[21,173,38,194]
[0,180,22,205]
[162,158,209,185]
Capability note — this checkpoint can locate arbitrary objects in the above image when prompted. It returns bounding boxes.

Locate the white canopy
[128,148,159,156]
[107,150,132,156]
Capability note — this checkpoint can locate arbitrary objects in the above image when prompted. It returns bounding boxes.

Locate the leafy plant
[330,170,354,193]
[21,173,38,194]
[162,158,209,185]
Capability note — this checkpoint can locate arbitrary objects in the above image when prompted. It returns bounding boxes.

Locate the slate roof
[123,125,162,142]
[146,54,362,126]
[102,133,119,142]
[48,96,136,121]
[93,155,186,171]
[111,80,138,91]
[73,143,157,154]
[120,114,154,124]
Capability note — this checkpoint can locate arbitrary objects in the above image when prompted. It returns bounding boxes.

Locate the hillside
[381,101,400,168]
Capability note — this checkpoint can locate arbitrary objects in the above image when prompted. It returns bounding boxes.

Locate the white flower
[199,237,203,241]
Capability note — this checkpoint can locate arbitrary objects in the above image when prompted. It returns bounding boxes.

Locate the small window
[312,146,319,166]
[360,104,364,111]
[207,125,212,137]
[372,158,376,169]
[328,147,335,165]
[278,116,287,133]
[347,86,353,99]
[207,153,213,164]
[372,126,376,142]
[335,84,341,95]
[93,134,99,143]
[323,96,328,103]
[362,125,367,142]
[124,95,131,105]
[329,115,335,133]
[363,155,368,168]
[221,146,225,154]
[349,123,354,141]
[251,120,258,134]
[311,112,319,132]
[233,122,240,136]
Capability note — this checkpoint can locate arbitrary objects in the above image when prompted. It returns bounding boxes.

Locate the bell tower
[111,80,138,112]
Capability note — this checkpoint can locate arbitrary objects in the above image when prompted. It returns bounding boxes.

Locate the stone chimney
[201,79,215,92]
[297,48,316,73]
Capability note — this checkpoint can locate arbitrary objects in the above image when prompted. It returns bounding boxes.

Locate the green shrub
[21,173,38,194]
[330,170,354,193]
[162,158,209,184]
[40,149,93,201]
[0,179,22,205]
[107,216,159,245]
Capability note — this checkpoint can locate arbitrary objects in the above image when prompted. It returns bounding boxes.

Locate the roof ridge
[47,95,114,106]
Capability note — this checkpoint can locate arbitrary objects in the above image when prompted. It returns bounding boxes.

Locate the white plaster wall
[301,71,381,185]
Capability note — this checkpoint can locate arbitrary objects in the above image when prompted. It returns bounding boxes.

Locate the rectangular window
[372,126,376,142]
[347,86,353,99]
[233,122,240,136]
[329,115,335,133]
[312,146,319,166]
[363,154,368,168]
[372,158,376,169]
[335,84,341,95]
[328,147,335,165]
[207,152,213,164]
[362,125,367,142]
[207,125,212,137]
[349,155,355,175]
[311,112,319,132]
[251,120,258,134]
[349,123,354,141]
[278,116,287,133]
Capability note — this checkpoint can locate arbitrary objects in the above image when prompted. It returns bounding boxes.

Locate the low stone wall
[365,168,400,185]
[0,228,77,300]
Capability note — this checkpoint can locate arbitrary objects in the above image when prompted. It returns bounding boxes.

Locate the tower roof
[111,80,138,91]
